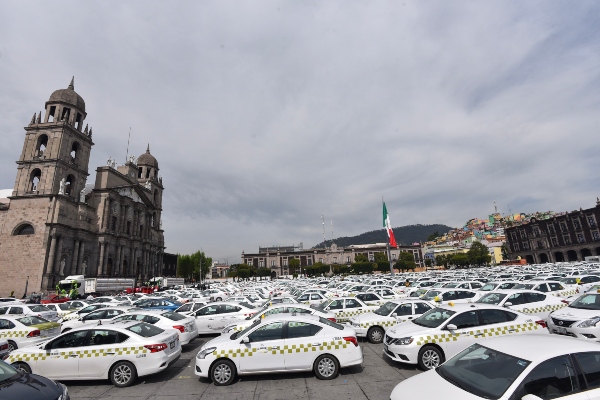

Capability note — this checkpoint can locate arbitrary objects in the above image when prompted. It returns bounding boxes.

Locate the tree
[394,251,416,272]
[427,231,440,241]
[468,242,492,267]
[351,262,374,274]
[354,254,369,263]
[289,258,300,276]
[177,254,194,281]
[190,251,212,281]
[435,255,448,268]
[425,259,433,269]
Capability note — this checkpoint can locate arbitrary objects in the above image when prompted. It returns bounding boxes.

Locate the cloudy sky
[1,1,599,262]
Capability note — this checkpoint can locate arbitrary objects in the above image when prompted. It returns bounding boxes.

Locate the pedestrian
[404,279,410,287]
[86,294,94,301]
[9,290,14,298]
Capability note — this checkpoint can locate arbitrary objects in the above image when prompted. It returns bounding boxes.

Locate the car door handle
[69,354,79,358]
[105,352,115,355]
[312,343,321,346]
[474,333,485,337]
[270,346,280,350]
[507,329,516,333]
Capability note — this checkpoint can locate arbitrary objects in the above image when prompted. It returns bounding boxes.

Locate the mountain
[312,224,453,248]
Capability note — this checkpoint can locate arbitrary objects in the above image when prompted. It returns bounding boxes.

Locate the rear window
[318,317,344,330]
[126,322,165,337]
[29,305,51,312]
[161,311,186,321]
[17,316,48,326]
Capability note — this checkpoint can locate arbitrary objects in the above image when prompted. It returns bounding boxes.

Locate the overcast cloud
[1,1,599,262]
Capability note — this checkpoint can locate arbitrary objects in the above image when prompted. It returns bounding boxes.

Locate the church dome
[137,145,159,169]
[47,77,86,112]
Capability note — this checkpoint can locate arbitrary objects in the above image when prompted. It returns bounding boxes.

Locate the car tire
[210,358,236,386]
[110,361,137,387]
[367,327,384,344]
[313,354,339,380]
[418,346,444,370]
[216,297,222,302]
[7,340,17,352]
[12,362,31,374]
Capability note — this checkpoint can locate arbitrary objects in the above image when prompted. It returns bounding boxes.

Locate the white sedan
[44,303,81,319]
[390,335,600,400]
[547,292,600,339]
[111,310,198,345]
[296,292,330,305]
[60,306,135,333]
[311,297,378,323]
[383,303,548,370]
[60,304,110,322]
[474,289,567,319]
[195,314,362,385]
[348,300,434,343]
[0,315,61,352]
[188,302,256,334]
[0,304,59,322]
[6,321,181,387]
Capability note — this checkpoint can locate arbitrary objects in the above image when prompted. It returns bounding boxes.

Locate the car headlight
[196,347,217,359]
[222,326,233,334]
[577,317,600,328]
[399,337,413,345]
[55,381,69,400]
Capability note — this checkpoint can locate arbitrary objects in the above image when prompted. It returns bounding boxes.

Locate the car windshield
[248,305,269,320]
[0,360,20,382]
[560,278,579,285]
[238,302,255,309]
[413,307,456,328]
[314,300,331,311]
[513,284,534,290]
[126,322,164,337]
[58,303,76,310]
[421,290,441,301]
[373,301,397,316]
[232,319,261,340]
[437,344,531,400]
[476,293,508,306]
[480,284,497,291]
[570,294,600,310]
[17,316,48,326]
[161,311,186,321]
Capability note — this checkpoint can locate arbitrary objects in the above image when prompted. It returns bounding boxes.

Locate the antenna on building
[126,127,131,162]
[331,219,333,243]
[321,214,326,249]
[494,201,497,214]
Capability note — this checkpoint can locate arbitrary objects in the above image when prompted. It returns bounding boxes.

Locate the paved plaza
[66,335,422,400]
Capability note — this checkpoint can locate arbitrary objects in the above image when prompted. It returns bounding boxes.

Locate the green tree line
[176,250,212,282]
[434,242,491,268]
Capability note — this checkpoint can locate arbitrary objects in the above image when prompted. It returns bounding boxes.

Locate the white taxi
[60,304,110,322]
[296,292,330,305]
[0,315,61,352]
[547,292,600,339]
[348,300,435,343]
[383,304,548,370]
[60,306,135,333]
[195,314,362,385]
[111,310,198,345]
[420,289,481,305]
[221,303,336,334]
[6,321,181,387]
[311,297,378,323]
[0,304,59,322]
[188,302,256,334]
[475,289,567,319]
[174,301,207,314]
[45,303,81,319]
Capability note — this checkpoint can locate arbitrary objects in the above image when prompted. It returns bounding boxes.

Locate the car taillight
[344,336,358,347]
[173,325,186,333]
[561,300,569,304]
[0,343,8,351]
[27,330,41,338]
[144,343,168,353]
[327,317,337,323]
[536,320,547,328]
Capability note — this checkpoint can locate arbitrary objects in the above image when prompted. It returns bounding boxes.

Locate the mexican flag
[383,202,398,247]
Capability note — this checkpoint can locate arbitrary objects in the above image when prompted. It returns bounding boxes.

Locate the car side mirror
[391,313,398,318]
[504,302,513,307]
[325,307,330,311]
[446,324,457,331]
[241,336,250,344]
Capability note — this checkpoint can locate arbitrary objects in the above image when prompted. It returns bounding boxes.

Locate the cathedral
[0,79,165,296]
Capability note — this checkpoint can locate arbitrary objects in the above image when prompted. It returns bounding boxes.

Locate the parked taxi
[0,315,61,352]
[195,314,362,385]
[475,289,567,319]
[311,297,378,323]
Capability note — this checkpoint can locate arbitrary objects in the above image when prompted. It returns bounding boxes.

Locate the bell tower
[13,77,93,198]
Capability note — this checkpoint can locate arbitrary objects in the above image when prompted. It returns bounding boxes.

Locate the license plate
[170,340,175,349]
[557,327,567,335]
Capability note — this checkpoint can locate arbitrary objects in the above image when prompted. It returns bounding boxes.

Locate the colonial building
[505,200,600,264]
[0,79,165,296]
[241,243,424,276]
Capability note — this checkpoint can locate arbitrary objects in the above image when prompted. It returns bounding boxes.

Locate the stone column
[46,233,58,274]
[71,240,80,275]
[77,242,86,274]
[56,236,65,275]
[115,246,122,276]
[97,242,105,276]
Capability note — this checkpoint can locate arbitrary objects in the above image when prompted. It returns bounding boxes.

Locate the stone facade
[505,200,600,264]
[242,243,424,276]
[0,79,165,296]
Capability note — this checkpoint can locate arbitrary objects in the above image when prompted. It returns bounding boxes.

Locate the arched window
[14,224,34,235]
[65,175,75,196]
[70,142,79,163]
[36,134,48,157]
[29,169,41,192]
[153,189,159,204]
[138,167,143,178]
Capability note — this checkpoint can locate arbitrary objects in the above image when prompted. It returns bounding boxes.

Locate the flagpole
[383,197,395,276]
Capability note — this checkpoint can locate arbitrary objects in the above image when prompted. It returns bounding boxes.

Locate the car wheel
[7,340,17,352]
[210,359,236,386]
[216,297,222,302]
[12,362,31,374]
[313,354,339,380]
[110,361,137,387]
[418,346,444,370]
[367,327,384,344]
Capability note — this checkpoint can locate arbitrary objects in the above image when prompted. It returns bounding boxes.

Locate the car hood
[0,373,62,400]
[203,332,240,349]
[385,321,435,338]
[390,369,481,400]
[552,307,600,320]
